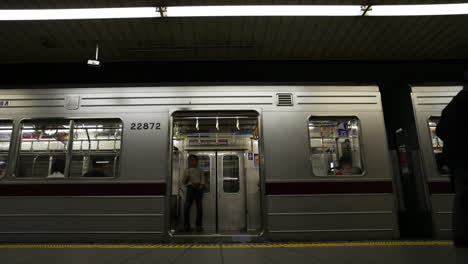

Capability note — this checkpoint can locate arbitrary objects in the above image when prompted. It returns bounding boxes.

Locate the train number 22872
[130,122,161,130]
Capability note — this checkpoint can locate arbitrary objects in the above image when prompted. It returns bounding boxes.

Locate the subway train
[410,86,463,239]
[0,85,461,242]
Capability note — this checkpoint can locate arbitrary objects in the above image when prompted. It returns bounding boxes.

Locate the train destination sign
[189,139,228,146]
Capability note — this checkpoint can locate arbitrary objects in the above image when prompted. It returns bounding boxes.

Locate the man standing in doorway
[436,71,468,247]
[183,155,206,232]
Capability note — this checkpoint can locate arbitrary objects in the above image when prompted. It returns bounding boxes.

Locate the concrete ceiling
[0,0,467,63]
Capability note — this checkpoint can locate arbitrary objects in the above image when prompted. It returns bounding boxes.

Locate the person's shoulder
[452,91,468,114]
[454,90,468,102]
[461,91,468,104]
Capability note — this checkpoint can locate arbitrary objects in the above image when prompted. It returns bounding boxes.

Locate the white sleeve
[183,169,190,184]
[201,169,206,185]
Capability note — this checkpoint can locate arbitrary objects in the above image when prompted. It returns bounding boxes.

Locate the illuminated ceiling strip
[0,4,467,21]
[166,5,363,17]
[166,4,468,17]
[0,7,160,20]
[367,3,468,16]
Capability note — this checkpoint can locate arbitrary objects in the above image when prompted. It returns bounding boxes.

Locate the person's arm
[182,169,190,185]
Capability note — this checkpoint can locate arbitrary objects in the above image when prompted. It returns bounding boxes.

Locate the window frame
[0,119,14,180]
[427,116,450,177]
[70,118,123,180]
[15,118,71,180]
[221,154,241,194]
[307,115,366,177]
[13,117,123,180]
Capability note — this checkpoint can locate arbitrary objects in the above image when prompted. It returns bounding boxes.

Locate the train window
[16,120,71,178]
[428,117,450,175]
[70,119,122,178]
[223,155,240,193]
[0,121,13,178]
[308,117,364,176]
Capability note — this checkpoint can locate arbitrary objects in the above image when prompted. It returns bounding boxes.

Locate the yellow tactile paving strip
[0,241,453,249]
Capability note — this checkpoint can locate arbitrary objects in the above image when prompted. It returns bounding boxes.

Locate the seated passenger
[336,156,362,175]
[83,159,109,177]
[47,158,65,178]
[341,139,353,161]
[0,159,7,177]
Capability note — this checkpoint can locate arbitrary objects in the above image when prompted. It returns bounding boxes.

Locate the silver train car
[411,86,463,239]
[0,86,398,242]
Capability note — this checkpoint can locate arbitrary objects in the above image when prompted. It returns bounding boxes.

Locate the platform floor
[0,241,466,264]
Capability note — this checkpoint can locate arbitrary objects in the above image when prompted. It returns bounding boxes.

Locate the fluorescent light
[0,7,160,21]
[367,3,468,16]
[1,4,467,21]
[166,5,363,17]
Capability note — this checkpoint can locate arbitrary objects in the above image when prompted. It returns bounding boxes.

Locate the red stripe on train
[0,182,398,196]
[0,183,166,196]
[428,182,454,194]
[265,181,393,195]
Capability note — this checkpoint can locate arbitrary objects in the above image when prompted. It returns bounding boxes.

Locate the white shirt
[183,168,206,186]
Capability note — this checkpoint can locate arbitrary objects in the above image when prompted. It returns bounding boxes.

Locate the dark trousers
[184,185,203,228]
[452,165,468,245]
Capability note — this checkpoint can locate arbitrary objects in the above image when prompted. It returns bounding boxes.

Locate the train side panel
[263,89,398,240]
[411,86,462,239]
[0,86,398,242]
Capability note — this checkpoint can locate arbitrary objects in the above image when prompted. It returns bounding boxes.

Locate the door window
[428,117,449,175]
[196,155,211,193]
[223,155,240,193]
[0,121,13,178]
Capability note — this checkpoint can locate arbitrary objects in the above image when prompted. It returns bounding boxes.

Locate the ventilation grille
[276,93,293,106]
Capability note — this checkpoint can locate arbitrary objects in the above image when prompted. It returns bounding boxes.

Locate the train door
[182,151,246,233]
[217,151,246,231]
[186,151,217,233]
[170,111,261,236]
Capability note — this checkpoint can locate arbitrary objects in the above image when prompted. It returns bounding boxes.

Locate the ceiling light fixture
[365,3,468,16]
[0,7,161,21]
[0,4,467,21]
[87,43,101,67]
[166,5,363,17]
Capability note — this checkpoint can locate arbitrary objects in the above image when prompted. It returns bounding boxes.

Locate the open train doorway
[170,111,262,236]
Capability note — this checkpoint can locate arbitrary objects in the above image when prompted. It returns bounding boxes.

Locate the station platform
[0,241,466,264]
